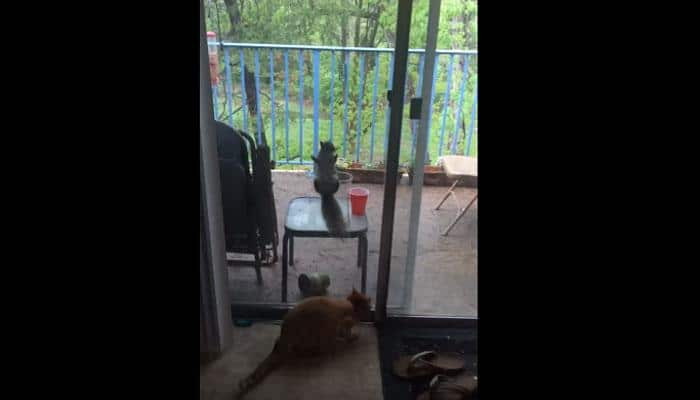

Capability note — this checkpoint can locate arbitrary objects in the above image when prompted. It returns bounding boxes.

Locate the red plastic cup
[349,187,369,216]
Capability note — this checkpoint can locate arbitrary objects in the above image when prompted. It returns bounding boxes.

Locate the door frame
[382,0,478,323]
[200,0,233,359]
[373,0,415,322]
[401,0,441,314]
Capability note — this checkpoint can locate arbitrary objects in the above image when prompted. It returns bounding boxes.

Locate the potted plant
[336,159,403,185]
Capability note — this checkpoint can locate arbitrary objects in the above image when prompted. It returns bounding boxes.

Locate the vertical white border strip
[402,0,442,312]
[200,0,233,355]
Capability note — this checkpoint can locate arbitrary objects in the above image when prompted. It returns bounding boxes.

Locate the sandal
[392,350,466,379]
[416,373,478,400]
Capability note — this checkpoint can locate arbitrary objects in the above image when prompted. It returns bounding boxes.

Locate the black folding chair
[433,156,478,236]
[215,121,278,283]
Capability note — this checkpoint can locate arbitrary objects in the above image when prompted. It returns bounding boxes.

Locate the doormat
[377,325,477,400]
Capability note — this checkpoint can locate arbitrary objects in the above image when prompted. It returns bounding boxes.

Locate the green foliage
[206,0,478,163]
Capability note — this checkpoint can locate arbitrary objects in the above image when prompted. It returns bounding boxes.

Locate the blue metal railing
[209,42,478,166]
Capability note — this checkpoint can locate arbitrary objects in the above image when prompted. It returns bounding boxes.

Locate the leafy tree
[205,0,477,163]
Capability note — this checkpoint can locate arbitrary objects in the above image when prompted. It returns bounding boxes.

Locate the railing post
[312,50,320,156]
[355,53,366,162]
[329,51,335,143]
[343,51,350,159]
[383,52,394,163]
[239,50,248,132]
[369,52,380,164]
[452,54,469,154]
[224,48,234,127]
[254,49,263,143]
[466,79,478,157]
[269,50,276,161]
[298,50,304,164]
[425,55,440,164]
[284,50,290,162]
[438,54,455,157]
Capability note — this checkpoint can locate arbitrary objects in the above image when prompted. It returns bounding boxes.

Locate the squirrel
[311,141,347,236]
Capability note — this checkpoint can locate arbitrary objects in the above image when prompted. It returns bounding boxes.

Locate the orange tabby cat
[235,288,371,399]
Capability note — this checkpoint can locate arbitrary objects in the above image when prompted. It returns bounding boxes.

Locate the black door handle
[409,98,422,120]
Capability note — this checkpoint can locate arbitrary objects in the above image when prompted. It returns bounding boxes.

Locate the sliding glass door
[201,0,477,321]
[382,0,479,318]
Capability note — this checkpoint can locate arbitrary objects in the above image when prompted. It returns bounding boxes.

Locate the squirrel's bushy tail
[321,194,347,236]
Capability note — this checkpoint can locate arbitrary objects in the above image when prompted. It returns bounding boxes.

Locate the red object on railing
[207,32,219,85]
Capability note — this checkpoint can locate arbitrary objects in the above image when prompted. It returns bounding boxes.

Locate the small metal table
[282,196,368,302]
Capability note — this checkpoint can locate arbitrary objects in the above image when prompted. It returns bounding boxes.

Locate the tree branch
[353,0,362,47]
[223,0,241,39]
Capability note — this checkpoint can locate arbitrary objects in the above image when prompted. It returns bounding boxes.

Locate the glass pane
[387,0,478,317]
[205,0,397,308]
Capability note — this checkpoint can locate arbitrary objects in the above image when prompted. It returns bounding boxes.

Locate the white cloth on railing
[437,155,478,178]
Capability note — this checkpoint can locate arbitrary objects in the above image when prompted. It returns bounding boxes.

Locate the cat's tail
[321,194,347,237]
[235,339,283,399]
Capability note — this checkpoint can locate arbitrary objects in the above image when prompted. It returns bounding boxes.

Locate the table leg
[357,236,362,268]
[254,251,263,284]
[360,234,368,294]
[289,235,294,266]
[272,237,278,263]
[282,231,289,302]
